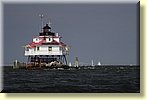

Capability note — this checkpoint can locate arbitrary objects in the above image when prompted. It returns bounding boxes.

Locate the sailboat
[98,61,101,66]
[91,59,94,66]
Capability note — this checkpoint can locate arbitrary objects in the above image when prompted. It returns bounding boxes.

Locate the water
[2,66,140,93]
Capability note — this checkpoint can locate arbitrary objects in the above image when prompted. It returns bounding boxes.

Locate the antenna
[39,14,44,32]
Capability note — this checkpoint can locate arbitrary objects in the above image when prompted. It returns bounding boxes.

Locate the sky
[3,3,139,65]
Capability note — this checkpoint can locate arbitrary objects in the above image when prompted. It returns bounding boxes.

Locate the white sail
[98,61,101,66]
[91,59,94,66]
[69,62,72,67]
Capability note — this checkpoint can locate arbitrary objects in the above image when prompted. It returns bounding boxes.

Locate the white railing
[25,51,63,55]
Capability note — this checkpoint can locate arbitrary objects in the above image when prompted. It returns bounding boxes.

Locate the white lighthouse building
[24,22,69,68]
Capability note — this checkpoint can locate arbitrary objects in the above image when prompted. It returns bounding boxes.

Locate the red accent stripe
[29,38,46,48]
[27,38,67,48]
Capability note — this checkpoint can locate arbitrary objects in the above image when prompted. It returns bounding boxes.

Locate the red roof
[26,39,66,48]
[60,41,66,46]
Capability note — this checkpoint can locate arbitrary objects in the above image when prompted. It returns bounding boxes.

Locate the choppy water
[2,66,140,93]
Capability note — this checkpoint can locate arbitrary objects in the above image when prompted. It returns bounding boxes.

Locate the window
[48,46,52,51]
[48,38,52,42]
[48,38,51,41]
[26,47,29,51]
[37,47,39,51]
[59,47,62,51]
[35,38,39,42]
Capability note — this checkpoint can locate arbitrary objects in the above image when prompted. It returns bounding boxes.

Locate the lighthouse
[24,19,69,69]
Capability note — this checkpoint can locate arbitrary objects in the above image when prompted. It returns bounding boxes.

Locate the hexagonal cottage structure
[24,23,69,68]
